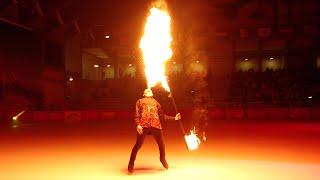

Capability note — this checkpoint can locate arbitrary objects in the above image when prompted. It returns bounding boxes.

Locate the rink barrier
[2,107,320,122]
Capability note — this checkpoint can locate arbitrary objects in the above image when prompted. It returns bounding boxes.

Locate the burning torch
[169,91,201,151]
[140,2,201,151]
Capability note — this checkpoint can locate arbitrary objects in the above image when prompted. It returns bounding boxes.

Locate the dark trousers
[128,127,166,167]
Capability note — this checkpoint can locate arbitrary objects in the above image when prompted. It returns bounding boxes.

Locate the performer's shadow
[121,166,166,175]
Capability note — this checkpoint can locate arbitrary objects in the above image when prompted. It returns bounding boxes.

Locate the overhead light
[173,61,177,64]
[196,60,200,63]
[69,77,74,82]
[105,35,110,39]
[269,57,274,60]
[244,58,249,61]
[94,64,100,68]
[98,55,108,58]
[308,96,312,99]
[107,64,111,67]
[128,64,133,67]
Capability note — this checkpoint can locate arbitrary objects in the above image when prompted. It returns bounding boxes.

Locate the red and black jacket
[134,97,174,129]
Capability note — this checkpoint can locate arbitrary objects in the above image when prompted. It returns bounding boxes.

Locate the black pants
[128,127,166,167]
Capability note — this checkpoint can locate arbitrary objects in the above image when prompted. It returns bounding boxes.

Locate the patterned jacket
[134,97,174,129]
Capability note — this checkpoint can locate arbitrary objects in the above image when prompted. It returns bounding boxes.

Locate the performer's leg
[152,129,168,169]
[128,133,145,173]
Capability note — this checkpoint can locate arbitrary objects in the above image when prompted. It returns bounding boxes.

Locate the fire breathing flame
[184,129,201,151]
[140,7,172,92]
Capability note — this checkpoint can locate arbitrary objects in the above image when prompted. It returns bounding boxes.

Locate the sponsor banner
[101,111,116,121]
[209,109,226,120]
[81,110,100,121]
[48,111,64,122]
[33,111,49,121]
[225,108,244,119]
[247,108,268,120]
[65,111,81,123]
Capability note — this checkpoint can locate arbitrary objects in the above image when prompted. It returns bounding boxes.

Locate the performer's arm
[134,100,143,134]
[158,103,181,121]
[134,100,141,125]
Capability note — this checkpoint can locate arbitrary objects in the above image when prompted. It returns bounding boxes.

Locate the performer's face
[143,89,153,97]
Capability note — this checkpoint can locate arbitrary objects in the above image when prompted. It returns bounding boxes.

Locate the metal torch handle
[170,93,186,135]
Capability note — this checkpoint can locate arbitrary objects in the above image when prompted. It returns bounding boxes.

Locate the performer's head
[143,88,153,97]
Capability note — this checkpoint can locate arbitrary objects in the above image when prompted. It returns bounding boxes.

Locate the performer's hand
[175,113,181,121]
[136,125,143,134]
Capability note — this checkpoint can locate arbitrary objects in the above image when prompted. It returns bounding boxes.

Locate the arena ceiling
[0,0,255,35]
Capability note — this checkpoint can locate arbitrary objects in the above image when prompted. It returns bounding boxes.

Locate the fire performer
[128,88,181,173]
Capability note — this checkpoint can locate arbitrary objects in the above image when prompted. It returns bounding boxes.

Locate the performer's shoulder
[137,98,146,103]
[154,99,161,106]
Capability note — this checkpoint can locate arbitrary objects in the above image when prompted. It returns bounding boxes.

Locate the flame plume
[140,6,172,92]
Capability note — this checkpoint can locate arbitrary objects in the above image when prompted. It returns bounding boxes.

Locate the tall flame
[140,7,172,92]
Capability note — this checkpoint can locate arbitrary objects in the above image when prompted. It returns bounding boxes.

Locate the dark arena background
[1,0,320,179]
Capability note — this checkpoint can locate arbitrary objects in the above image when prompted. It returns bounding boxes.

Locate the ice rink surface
[1,120,320,180]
